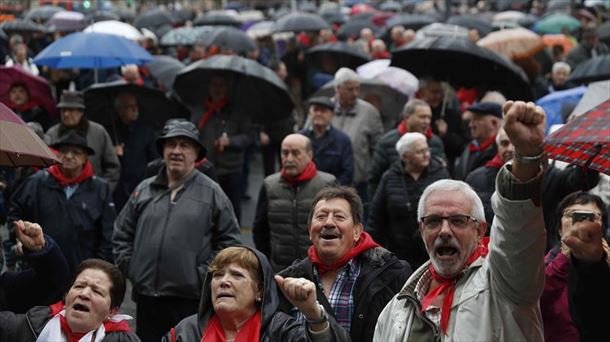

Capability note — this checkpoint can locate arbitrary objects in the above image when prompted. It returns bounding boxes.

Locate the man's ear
[354,223,363,242]
[478,221,488,238]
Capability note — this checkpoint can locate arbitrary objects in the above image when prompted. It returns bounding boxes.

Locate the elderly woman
[0,258,139,341]
[165,246,349,341]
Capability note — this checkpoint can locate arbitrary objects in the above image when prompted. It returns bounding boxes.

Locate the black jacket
[164,246,350,342]
[278,247,412,342]
[453,141,497,180]
[368,158,449,268]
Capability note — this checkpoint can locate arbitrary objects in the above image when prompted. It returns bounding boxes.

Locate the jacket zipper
[154,193,174,296]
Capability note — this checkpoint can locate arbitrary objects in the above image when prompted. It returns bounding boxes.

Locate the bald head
[281,134,313,177]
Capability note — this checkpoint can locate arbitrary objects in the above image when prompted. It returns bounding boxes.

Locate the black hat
[51,130,95,155]
[467,102,503,119]
[57,90,86,110]
[307,96,334,111]
[156,119,206,161]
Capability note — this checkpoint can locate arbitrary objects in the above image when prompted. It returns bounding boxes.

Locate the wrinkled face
[551,68,569,86]
[420,191,485,278]
[407,105,432,133]
[421,82,443,108]
[336,80,360,108]
[64,268,115,333]
[58,145,88,175]
[309,104,333,129]
[163,137,198,179]
[560,202,603,237]
[211,263,261,316]
[116,94,139,124]
[469,113,497,141]
[9,85,28,105]
[403,139,430,170]
[309,198,363,264]
[496,130,514,163]
[281,136,312,177]
[209,76,229,101]
[61,108,84,128]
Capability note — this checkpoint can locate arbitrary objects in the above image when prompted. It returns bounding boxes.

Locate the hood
[197,245,280,333]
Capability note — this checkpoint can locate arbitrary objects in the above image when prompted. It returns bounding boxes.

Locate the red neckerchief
[485,154,504,169]
[397,121,433,139]
[308,231,380,275]
[469,135,496,153]
[201,310,261,342]
[7,98,41,113]
[421,237,490,335]
[195,157,209,168]
[371,50,390,59]
[123,76,144,86]
[47,160,94,186]
[198,96,229,129]
[281,160,317,186]
[49,301,131,339]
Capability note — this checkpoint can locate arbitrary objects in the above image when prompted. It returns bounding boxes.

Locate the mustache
[433,237,460,250]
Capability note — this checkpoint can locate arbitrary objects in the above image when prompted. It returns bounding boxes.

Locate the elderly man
[566,25,609,69]
[534,61,577,99]
[332,67,383,201]
[374,100,547,341]
[8,131,116,273]
[47,90,121,191]
[300,96,353,185]
[453,102,503,180]
[113,120,241,341]
[369,132,450,268]
[278,185,412,342]
[253,134,336,272]
[368,99,446,198]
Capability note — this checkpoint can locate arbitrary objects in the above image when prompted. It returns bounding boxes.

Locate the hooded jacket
[163,246,350,342]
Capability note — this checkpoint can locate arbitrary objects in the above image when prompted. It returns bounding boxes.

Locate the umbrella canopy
[84,20,144,41]
[336,19,379,40]
[86,11,120,23]
[193,11,241,27]
[536,86,587,134]
[199,27,257,54]
[447,15,493,37]
[160,26,214,46]
[477,27,545,60]
[567,55,610,84]
[134,9,175,30]
[598,21,610,46]
[1,19,45,34]
[356,59,419,98]
[273,12,330,33]
[541,34,575,56]
[415,23,469,40]
[534,13,580,34]
[384,14,435,31]
[145,55,185,91]
[0,66,57,117]
[0,103,60,167]
[84,80,189,130]
[320,11,347,26]
[391,36,533,100]
[173,55,293,123]
[544,99,610,175]
[24,5,63,22]
[46,11,87,32]
[246,21,274,39]
[33,32,153,69]
[571,80,610,117]
[306,42,371,70]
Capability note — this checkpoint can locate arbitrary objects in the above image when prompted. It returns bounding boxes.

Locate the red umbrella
[0,66,57,118]
[0,103,60,167]
[544,99,610,175]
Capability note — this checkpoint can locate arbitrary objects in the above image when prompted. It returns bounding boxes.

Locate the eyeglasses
[420,214,478,230]
[562,210,602,220]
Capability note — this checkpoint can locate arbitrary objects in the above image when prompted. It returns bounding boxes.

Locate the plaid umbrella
[0,103,60,167]
[544,99,610,175]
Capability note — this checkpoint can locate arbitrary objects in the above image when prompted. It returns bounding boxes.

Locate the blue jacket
[300,126,354,186]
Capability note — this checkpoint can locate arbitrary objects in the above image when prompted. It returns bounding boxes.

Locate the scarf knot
[485,154,505,169]
[202,310,261,342]
[469,135,496,153]
[281,160,317,186]
[308,231,379,275]
[47,160,95,186]
[198,96,229,129]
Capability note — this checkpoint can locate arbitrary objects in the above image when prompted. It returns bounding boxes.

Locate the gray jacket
[47,120,121,191]
[112,168,242,299]
[374,164,546,341]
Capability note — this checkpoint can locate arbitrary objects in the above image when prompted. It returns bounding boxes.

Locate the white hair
[396,132,426,156]
[417,179,486,223]
[334,67,359,87]
[552,61,571,74]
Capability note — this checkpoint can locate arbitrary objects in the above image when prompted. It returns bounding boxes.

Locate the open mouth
[72,303,90,312]
[436,246,458,257]
[217,293,234,299]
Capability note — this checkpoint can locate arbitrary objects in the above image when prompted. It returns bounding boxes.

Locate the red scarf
[421,237,490,335]
[198,96,229,129]
[47,160,95,186]
[201,311,261,342]
[7,98,41,113]
[397,120,433,139]
[308,231,380,275]
[468,135,496,153]
[485,154,505,169]
[281,160,317,186]
[49,302,131,341]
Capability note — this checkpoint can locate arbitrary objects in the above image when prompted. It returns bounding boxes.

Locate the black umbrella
[273,12,330,33]
[567,55,610,84]
[146,55,185,92]
[598,21,610,46]
[447,15,493,37]
[86,11,120,23]
[114,9,136,23]
[173,55,294,123]
[134,9,174,30]
[1,19,45,34]
[391,36,532,100]
[193,12,241,27]
[171,8,196,25]
[321,11,347,26]
[199,27,257,54]
[381,14,436,41]
[336,19,380,40]
[379,1,402,12]
[84,80,189,130]
[24,5,63,22]
[306,42,371,70]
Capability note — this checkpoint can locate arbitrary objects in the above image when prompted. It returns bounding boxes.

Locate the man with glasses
[375,101,548,341]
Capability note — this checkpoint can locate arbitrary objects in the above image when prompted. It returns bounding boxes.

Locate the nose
[438,218,454,238]
[507,143,515,152]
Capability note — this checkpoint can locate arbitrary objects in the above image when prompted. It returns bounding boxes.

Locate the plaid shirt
[414,269,442,328]
[292,258,361,332]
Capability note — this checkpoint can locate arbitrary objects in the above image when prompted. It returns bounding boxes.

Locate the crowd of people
[0,0,609,341]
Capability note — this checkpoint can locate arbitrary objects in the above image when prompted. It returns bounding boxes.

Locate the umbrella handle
[584,143,602,169]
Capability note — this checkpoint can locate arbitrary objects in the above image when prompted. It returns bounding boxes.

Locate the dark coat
[300,126,354,186]
[277,247,412,342]
[453,141,497,180]
[0,305,140,341]
[368,157,450,268]
[163,246,350,342]
[8,170,116,273]
[565,42,610,69]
